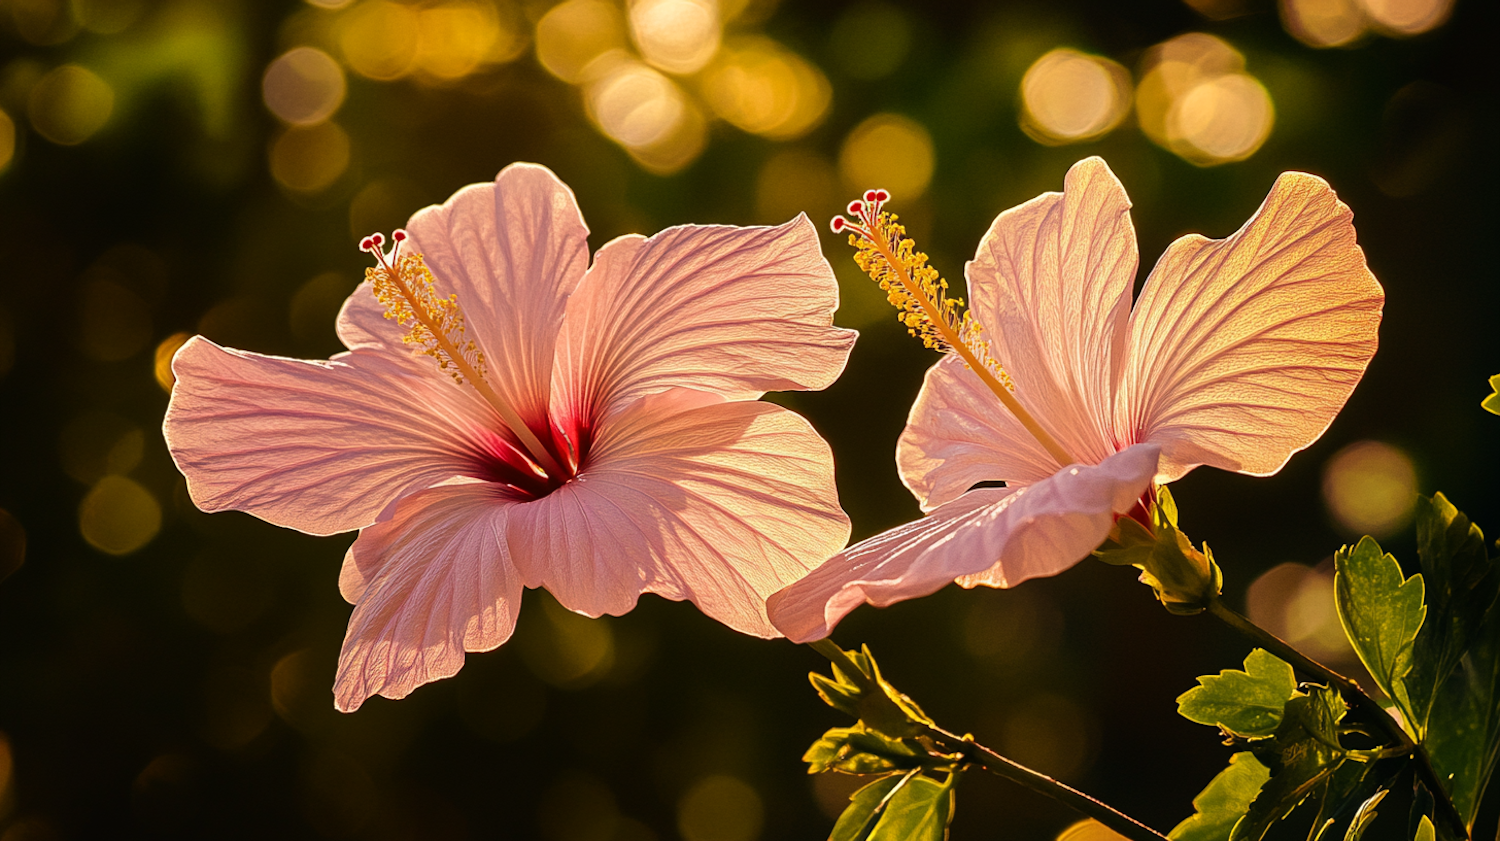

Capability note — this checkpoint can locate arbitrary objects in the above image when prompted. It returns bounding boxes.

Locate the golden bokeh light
[1136,34,1273,165]
[0,108,15,173]
[70,0,146,34]
[9,0,77,44]
[1322,440,1418,538]
[28,64,114,145]
[153,332,192,392]
[1172,72,1274,164]
[1359,0,1453,35]
[677,775,763,841]
[1020,48,1132,144]
[1280,0,1368,48]
[702,37,831,140]
[839,112,935,200]
[262,47,346,126]
[585,58,706,174]
[415,2,521,81]
[338,1,419,81]
[755,148,836,224]
[306,0,354,8]
[630,0,722,76]
[269,121,351,193]
[518,595,616,688]
[1247,563,1354,662]
[1058,819,1132,841]
[79,475,162,556]
[535,0,627,85]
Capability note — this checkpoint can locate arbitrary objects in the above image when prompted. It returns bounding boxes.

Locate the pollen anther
[362,232,487,386]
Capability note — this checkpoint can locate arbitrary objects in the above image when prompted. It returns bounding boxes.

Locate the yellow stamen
[364,233,565,480]
[835,194,1076,468]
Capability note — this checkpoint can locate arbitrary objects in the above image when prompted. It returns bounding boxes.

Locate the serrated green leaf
[1177,650,1297,738]
[1343,790,1387,841]
[805,724,922,775]
[1233,687,1348,841]
[1422,604,1500,825]
[1482,374,1500,415]
[1333,536,1426,727]
[1309,758,1387,841]
[830,772,954,841]
[1168,752,1271,841]
[1414,815,1435,841]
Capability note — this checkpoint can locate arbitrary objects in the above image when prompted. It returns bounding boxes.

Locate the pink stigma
[830,217,846,233]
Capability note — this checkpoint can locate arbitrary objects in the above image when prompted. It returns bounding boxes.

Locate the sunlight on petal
[535,0,626,84]
[262,47,346,126]
[702,36,831,140]
[1020,48,1132,144]
[79,475,161,556]
[839,112,934,199]
[1322,440,1418,538]
[1280,0,1368,48]
[630,0,721,75]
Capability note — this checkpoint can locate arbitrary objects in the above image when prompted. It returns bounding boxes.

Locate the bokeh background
[0,0,1496,838]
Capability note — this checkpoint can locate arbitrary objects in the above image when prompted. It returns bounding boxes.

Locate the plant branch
[1205,598,1470,840]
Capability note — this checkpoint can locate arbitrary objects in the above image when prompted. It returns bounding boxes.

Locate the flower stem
[1205,597,1470,840]
[805,640,1168,841]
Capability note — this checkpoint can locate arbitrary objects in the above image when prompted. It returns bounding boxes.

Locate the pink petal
[1118,172,1384,482]
[507,389,851,638]
[552,215,857,424]
[767,444,1159,643]
[404,163,591,427]
[163,336,495,536]
[898,355,1067,512]
[335,482,526,711]
[966,157,1139,466]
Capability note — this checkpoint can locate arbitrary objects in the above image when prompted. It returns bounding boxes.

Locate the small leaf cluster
[1095,486,1223,614]
[1170,494,1499,840]
[804,644,959,841]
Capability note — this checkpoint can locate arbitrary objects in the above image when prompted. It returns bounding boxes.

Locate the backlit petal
[553,215,856,424]
[767,444,1158,642]
[507,390,850,638]
[899,355,1064,512]
[967,157,1138,466]
[1118,172,1383,482]
[164,336,495,536]
[404,163,591,427]
[334,483,525,711]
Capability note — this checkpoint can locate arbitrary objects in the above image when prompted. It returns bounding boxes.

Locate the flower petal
[966,157,1138,466]
[553,215,856,424]
[163,336,495,536]
[507,390,850,638]
[334,483,525,712]
[898,355,1065,512]
[404,163,591,427]
[1118,172,1384,482]
[767,444,1158,643]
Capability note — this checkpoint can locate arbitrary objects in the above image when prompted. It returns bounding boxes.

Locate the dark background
[0,0,1496,838]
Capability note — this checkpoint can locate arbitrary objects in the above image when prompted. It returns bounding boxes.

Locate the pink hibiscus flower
[767,157,1383,642]
[164,163,856,710]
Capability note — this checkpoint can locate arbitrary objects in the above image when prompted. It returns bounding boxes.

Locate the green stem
[1205,598,1469,840]
[806,640,1169,841]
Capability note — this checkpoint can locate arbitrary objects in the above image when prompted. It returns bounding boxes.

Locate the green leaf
[1404,494,1500,824]
[805,724,922,775]
[1407,494,1498,731]
[1333,536,1426,727]
[810,644,933,739]
[1233,687,1349,841]
[1168,752,1271,841]
[1177,649,1298,738]
[1414,815,1435,841]
[1482,374,1500,415]
[1343,790,1387,841]
[830,772,955,841]
[1095,486,1222,614]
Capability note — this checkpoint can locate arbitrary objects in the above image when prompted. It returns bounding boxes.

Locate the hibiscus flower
[767,157,1383,643]
[164,163,856,710]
